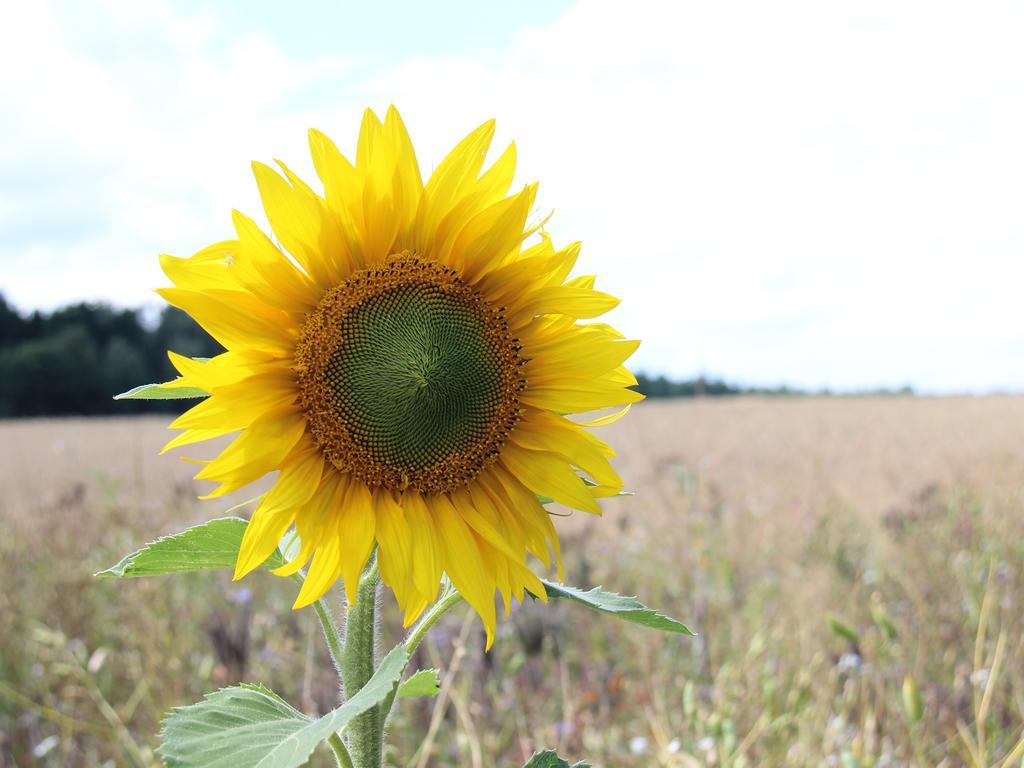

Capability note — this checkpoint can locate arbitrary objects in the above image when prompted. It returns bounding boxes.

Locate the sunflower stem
[379,584,464,724]
[313,596,345,673]
[341,555,382,768]
[289,572,345,674]
[405,583,464,658]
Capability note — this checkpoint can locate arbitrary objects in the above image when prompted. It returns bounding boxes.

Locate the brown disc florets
[295,253,525,494]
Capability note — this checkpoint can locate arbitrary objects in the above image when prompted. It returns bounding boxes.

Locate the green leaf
[159,645,408,768]
[902,675,923,724]
[523,749,592,767]
[539,580,694,635]
[826,613,860,646]
[114,382,209,400]
[398,669,440,698]
[95,516,281,578]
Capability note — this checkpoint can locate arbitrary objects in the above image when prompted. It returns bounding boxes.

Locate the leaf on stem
[538,580,694,635]
[397,669,440,698]
[159,646,408,768]
[114,383,209,400]
[523,749,592,767]
[96,516,280,578]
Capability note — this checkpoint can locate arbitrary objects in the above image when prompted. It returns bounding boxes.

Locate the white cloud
[1,0,1022,391]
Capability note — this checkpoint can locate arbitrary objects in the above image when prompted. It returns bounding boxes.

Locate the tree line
[0,294,220,417]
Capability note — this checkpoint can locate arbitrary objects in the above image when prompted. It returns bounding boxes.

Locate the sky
[1,0,1022,393]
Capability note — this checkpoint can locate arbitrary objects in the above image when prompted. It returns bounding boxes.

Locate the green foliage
[523,750,592,767]
[159,684,308,768]
[634,373,744,398]
[159,646,409,768]
[901,675,923,724]
[0,293,220,416]
[398,669,440,698]
[98,516,694,764]
[95,516,281,578]
[98,519,694,640]
[540,580,694,635]
[826,613,860,646]
[114,382,209,400]
[633,371,915,399]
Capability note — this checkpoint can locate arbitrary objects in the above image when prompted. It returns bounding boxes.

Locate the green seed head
[326,281,504,474]
[297,254,524,493]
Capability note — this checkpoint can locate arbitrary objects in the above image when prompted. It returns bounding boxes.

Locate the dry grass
[2,397,1023,766]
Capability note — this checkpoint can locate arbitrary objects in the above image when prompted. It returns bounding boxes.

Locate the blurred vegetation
[1,406,1022,765]
[0,294,220,417]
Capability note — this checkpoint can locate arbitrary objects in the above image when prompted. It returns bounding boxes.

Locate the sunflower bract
[158,106,641,646]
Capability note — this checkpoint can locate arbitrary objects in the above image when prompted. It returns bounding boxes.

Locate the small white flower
[836,653,863,674]
[629,736,648,754]
[33,736,59,758]
[667,738,681,754]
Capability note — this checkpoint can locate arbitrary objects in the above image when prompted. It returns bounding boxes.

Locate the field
[2,396,1023,767]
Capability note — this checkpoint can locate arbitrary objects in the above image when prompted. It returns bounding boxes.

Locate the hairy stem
[405,585,464,658]
[289,571,344,674]
[313,596,345,673]
[341,556,382,768]
[379,585,464,724]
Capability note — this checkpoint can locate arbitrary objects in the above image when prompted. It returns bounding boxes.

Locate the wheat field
[2,396,1023,766]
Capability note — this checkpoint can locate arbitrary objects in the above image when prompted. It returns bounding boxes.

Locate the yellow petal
[449,184,536,282]
[521,381,644,414]
[428,141,516,259]
[231,210,322,310]
[499,442,602,515]
[294,525,342,608]
[508,285,620,327]
[479,466,560,577]
[157,287,295,356]
[159,248,240,294]
[170,371,297,431]
[308,127,366,268]
[449,487,522,564]
[383,106,424,213]
[374,489,415,613]
[359,168,399,265]
[575,404,633,427]
[161,427,236,454]
[368,106,424,246]
[263,437,325,510]
[235,504,296,581]
[511,411,622,491]
[251,161,339,288]
[272,472,339,577]
[401,492,443,603]
[194,407,306,498]
[417,119,496,246]
[432,494,497,648]
[338,481,377,605]
[165,351,265,392]
[476,240,577,307]
[356,108,384,173]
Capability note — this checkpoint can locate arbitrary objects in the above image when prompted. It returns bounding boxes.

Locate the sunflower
[158,106,641,646]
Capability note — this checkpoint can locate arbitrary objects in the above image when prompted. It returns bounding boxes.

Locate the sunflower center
[296,253,524,493]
